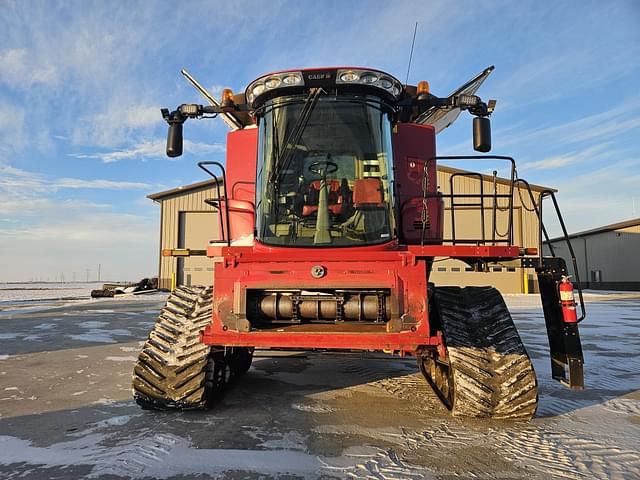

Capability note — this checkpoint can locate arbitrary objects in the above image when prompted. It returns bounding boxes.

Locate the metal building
[148,179,221,290]
[149,167,552,293]
[544,218,640,291]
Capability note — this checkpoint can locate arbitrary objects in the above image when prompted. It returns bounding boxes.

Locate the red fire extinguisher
[559,276,578,323]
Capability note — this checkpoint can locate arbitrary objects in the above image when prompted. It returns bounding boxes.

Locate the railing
[512,179,586,322]
[421,156,516,246]
[198,161,231,247]
[419,156,585,322]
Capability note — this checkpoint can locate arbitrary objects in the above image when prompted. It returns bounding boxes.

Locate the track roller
[132,286,253,410]
[419,286,538,420]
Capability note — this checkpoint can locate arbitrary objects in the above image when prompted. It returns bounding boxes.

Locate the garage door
[177,212,220,287]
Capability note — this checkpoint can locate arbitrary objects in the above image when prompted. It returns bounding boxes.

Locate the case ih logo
[307,73,331,80]
[303,70,336,86]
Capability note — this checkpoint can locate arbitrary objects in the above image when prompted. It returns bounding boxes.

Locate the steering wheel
[308,160,338,176]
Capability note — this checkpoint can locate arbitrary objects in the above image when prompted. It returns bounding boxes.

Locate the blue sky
[1,1,638,282]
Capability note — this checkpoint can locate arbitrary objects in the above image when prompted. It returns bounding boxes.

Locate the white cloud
[0,211,158,282]
[70,139,225,163]
[0,197,111,216]
[0,163,152,193]
[0,160,159,282]
[495,99,640,150]
[540,158,640,235]
[71,102,164,148]
[0,48,59,88]
[520,144,614,171]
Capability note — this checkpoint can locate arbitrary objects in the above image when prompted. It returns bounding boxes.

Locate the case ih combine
[133,66,585,420]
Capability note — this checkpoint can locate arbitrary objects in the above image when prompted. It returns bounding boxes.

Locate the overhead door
[177,212,219,287]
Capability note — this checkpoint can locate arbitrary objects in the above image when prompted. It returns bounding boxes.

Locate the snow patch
[119,346,140,353]
[0,433,323,478]
[105,356,136,362]
[291,402,335,413]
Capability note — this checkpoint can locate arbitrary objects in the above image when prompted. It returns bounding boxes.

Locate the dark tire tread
[132,286,214,410]
[422,286,538,420]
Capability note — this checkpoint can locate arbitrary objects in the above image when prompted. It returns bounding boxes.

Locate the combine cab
[133,66,585,419]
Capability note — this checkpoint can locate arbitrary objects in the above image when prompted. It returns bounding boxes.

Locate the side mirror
[473,116,491,153]
[166,122,183,157]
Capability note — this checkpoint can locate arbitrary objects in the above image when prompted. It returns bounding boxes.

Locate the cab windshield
[255,94,395,247]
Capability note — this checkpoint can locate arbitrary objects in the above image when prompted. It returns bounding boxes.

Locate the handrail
[512,179,585,323]
[198,161,231,247]
[540,189,586,322]
[450,172,485,245]
[421,156,516,245]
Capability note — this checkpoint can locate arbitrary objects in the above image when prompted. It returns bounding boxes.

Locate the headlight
[246,71,305,105]
[378,77,393,89]
[360,73,378,84]
[282,74,302,85]
[339,71,359,82]
[251,83,265,98]
[264,77,281,89]
[336,69,403,100]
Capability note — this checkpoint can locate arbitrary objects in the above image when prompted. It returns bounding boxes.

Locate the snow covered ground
[0,292,638,479]
[0,282,166,317]
[0,282,103,306]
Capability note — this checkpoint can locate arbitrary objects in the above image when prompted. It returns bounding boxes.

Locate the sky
[0,1,639,282]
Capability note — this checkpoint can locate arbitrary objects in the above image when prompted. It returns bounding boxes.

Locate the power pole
[98,264,101,282]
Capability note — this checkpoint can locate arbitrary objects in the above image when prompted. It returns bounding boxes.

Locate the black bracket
[536,256,584,389]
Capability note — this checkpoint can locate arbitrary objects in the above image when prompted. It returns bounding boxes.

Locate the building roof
[546,218,640,243]
[147,178,221,201]
[437,165,554,193]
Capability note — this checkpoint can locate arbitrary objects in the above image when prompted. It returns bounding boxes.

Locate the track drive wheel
[420,286,538,420]
[132,286,256,411]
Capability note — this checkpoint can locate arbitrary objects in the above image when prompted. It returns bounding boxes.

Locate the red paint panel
[225,129,258,204]
[393,123,444,244]
[201,329,440,353]
[202,250,434,352]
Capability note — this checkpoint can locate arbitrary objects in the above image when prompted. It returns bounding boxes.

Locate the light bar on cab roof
[335,69,403,99]
[246,68,404,108]
[246,71,305,105]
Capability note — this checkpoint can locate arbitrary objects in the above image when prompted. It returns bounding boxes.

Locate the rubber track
[431,286,538,420]
[132,286,214,410]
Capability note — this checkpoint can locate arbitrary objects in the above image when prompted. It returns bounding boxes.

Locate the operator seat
[302,179,344,217]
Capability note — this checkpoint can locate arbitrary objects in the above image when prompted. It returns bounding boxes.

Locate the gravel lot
[0,291,639,479]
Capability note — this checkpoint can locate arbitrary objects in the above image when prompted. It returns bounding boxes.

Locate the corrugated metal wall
[545,224,640,291]
[429,167,542,293]
[157,185,221,290]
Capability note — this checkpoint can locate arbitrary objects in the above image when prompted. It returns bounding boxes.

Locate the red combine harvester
[133,66,586,420]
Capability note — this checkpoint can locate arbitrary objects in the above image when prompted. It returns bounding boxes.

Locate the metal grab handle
[198,161,231,247]
[540,190,586,322]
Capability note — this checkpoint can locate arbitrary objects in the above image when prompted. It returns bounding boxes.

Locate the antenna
[405,22,418,85]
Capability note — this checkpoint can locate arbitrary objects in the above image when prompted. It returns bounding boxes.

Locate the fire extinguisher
[559,276,578,323]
